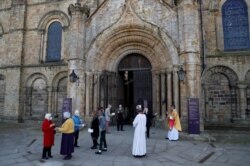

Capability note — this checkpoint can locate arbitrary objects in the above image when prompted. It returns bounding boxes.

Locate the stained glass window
[222,0,249,51]
[46,21,62,62]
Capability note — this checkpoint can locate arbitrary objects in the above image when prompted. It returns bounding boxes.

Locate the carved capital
[237,84,247,89]
[68,3,90,17]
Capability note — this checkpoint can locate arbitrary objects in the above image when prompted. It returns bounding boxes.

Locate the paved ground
[0,122,250,166]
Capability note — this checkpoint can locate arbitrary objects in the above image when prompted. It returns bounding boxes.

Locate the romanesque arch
[202,66,239,126]
[37,10,70,63]
[25,73,48,119]
[52,71,68,118]
[85,22,179,116]
[37,10,70,31]
[86,24,178,72]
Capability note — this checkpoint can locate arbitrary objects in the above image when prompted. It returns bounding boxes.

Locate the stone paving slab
[0,122,250,166]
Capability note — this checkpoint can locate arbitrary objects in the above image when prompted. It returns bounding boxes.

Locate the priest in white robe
[132,105,147,157]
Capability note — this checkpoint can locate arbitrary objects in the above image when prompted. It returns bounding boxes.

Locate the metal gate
[99,71,123,109]
[133,70,152,111]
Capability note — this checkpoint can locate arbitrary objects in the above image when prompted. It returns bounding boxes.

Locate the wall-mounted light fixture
[177,67,186,82]
[69,70,79,85]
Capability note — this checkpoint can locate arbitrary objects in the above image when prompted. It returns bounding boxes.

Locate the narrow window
[222,0,249,51]
[46,21,62,62]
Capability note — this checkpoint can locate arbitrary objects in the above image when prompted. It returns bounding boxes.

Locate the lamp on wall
[177,67,186,82]
[69,70,79,85]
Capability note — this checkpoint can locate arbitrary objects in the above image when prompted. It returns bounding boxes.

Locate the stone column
[67,3,89,114]
[238,84,247,119]
[54,87,59,117]
[178,0,200,98]
[178,0,201,131]
[93,72,100,112]
[173,66,179,112]
[161,71,166,119]
[85,72,93,120]
[166,70,172,113]
[47,86,52,113]
[25,87,32,116]
[152,71,160,116]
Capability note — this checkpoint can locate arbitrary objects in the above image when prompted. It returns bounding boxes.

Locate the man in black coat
[116,104,124,131]
[90,110,99,149]
[144,108,156,138]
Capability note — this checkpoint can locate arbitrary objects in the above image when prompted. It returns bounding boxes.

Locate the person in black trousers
[116,104,124,131]
[95,109,107,154]
[144,108,156,138]
[90,110,99,149]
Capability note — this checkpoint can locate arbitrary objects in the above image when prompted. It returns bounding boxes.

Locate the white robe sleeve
[133,115,138,127]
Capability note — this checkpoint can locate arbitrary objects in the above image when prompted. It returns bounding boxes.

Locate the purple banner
[188,98,200,134]
[62,98,72,123]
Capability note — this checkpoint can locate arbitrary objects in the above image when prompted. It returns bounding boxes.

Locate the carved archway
[37,10,70,31]
[118,54,152,122]
[202,66,239,126]
[25,73,48,119]
[52,71,68,118]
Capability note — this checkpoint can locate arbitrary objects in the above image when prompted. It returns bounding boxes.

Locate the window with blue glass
[222,0,250,51]
[46,21,62,62]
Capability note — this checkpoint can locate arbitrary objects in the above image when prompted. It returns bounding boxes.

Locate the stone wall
[201,0,250,127]
[1,0,248,129]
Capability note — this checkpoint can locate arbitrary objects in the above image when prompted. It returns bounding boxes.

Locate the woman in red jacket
[42,113,55,159]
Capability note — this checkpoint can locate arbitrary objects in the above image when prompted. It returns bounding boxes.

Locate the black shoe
[42,157,49,160]
[95,150,102,154]
[102,148,107,151]
[63,155,72,160]
[74,145,80,147]
[48,155,53,158]
[91,146,97,149]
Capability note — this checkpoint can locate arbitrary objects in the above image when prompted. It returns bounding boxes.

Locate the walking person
[56,112,75,160]
[41,113,55,159]
[132,105,147,157]
[105,104,112,133]
[90,110,99,149]
[95,109,107,154]
[166,105,182,141]
[116,104,124,131]
[72,110,84,147]
[144,108,156,138]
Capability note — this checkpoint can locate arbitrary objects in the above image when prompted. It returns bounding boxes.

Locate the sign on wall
[188,98,200,134]
[61,98,72,123]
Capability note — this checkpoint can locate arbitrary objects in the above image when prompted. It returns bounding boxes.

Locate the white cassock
[132,113,147,156]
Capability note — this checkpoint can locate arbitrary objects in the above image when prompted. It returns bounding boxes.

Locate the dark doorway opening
[118,54,152,124]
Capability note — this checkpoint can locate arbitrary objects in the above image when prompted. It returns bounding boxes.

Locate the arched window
[222,0,249,51]
[46,21,62,62]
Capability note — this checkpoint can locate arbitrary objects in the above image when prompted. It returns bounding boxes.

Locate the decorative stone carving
[68,3,90,17]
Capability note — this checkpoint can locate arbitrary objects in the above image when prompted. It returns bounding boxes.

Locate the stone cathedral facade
[0,0,249,131]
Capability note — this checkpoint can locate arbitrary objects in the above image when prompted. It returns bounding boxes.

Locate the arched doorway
[117,54,152,123]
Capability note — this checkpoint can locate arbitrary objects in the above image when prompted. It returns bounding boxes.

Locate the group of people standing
[41,110,84,160]
[41,104,181,160]
[132,104,182,157]
[104,104,125,132]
